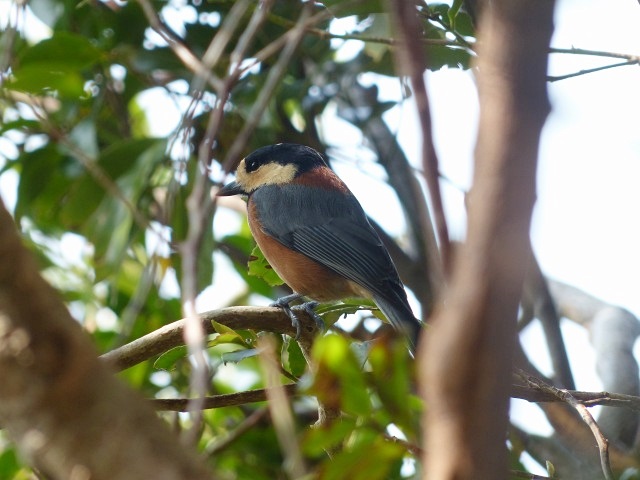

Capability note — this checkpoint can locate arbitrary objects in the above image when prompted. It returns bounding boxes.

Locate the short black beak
[217,181,246,197]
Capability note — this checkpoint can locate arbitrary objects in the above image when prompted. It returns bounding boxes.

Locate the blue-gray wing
[253,183,421,351]
[252,184,401,298]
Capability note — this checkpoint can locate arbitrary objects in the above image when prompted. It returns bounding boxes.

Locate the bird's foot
[300,301,325,332]
[271,294,324,339]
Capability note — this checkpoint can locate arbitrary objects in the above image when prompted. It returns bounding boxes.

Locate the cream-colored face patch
[235,158,298,192]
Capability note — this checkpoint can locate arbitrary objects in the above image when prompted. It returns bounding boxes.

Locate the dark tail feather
[372,294,422,355]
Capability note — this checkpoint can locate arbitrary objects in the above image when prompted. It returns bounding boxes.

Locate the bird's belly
[248,218,367,301]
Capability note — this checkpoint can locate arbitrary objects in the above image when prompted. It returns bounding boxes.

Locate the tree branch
[547,59,639,82]
[135,0,224,93]
[388,0,451,278]
[517,371,614,480]
[512,385,640,412]
[0,198,213,479]
[522,256,575,389]
[151,385,298,412]
[100,306,321,371]
[420,0,555,477]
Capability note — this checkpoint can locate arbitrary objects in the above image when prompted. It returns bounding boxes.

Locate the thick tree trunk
[419,1,556,478]
[0,200,213,479]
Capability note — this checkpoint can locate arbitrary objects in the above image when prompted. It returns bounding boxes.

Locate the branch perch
[100,306,320,371]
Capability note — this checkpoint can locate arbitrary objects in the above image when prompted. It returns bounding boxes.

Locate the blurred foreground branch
[0,199,213,479]
[419,0,555,478]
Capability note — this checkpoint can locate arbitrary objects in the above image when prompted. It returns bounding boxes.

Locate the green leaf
[248,244,284,286]
[367,338,418,433]
[323,436,405,480]
[10,65,86,97]
[283,337,307,377]
[69,119,99,159]
[211,320,242,338]
[85,197,133,280]
[546,461,556,477]
[221,348,259,364]
[0,118,41,135]
[11,32,102,97]
[315,299,377,328]
[19,32,102,70]
[319,0,385,18]
[362,14,391,63]
[303,417,358,456]
[426,45,471,70]
[310,335,371,417]
[153,345,188,371]
[0,448,20,478]
[15,145,65,226]
[448,0,464,30]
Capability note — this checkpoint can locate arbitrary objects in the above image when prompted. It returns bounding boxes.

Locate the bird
[217,143,421,353]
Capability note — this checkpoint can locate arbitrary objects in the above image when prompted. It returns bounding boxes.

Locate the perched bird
[218,143,421,352]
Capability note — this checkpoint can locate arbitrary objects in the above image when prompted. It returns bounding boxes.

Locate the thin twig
[205,407,270,456]
[230,0,275,66]
[517,370,614,480]
[511,384,640,412]
[151,385,298,412]
[522,255,575,389]
[135,0,224,93]
[388,1,451,275]
[177,0,268,446]
[301,27,463,47]
[223,2,315,171]
[550,47,640,61]
[548,59,638,82]
[237,6,333,79]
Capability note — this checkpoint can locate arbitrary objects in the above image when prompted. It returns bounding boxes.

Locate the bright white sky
[2,0,640,474]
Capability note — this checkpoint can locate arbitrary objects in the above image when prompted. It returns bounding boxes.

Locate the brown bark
[419,0,556,478]
[0,200,213,479]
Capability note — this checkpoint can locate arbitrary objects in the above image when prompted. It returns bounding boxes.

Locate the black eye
[246,159,260,172]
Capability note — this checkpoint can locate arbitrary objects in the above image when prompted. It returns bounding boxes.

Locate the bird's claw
[300,301,325,332]
[271,295,323,339]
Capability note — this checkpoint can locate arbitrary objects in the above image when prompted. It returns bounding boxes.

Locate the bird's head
[217,143,327,196]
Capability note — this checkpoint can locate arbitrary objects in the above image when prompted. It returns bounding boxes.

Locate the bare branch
[512,384,640,412]
[100,306,321,372]
[550,47,640,61]
[151,385,298,412]
[388,0,451,275]
[548,60,639,82]
[517,371,614,480]
[205,407,270,456]
[522,256,575,389]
